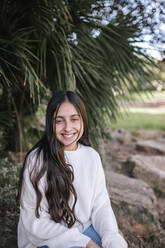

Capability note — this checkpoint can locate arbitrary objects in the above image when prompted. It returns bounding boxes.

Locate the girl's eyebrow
[56,114,80,118]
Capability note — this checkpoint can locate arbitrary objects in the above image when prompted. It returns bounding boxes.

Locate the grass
[110,90,165,131]
[111,91,165,131]
[118,90,165,102]
[110,106,165,131]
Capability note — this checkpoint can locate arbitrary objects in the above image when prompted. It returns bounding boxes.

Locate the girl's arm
[91,154,128,248]
[86,239,100,248]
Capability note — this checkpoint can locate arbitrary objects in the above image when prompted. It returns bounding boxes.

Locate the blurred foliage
[156,60,165,87]
[106,0,165,44]
[0,156,20,248]
[0,156,20,212]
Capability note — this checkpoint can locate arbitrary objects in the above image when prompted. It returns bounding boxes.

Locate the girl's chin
[63,142,78,151]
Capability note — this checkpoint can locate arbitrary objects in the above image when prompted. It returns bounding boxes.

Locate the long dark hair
[18,91,91,227]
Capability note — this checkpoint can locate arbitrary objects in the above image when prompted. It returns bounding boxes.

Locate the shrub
[0,156,21,247]
[0,157,21,216]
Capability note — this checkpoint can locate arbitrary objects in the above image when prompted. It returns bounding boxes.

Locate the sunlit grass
[110,90,165,131]
[118,90,165,102]
[124,107,165,114]
[110,107,165,131]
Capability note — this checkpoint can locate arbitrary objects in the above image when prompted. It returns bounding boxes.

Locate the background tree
[105,0,165,45]
[0,0,161,153]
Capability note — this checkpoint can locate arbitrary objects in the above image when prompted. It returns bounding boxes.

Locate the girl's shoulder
[25,147,43,171]
[26,147,39,162]
[80,144,97,153]
[80,144,101,161]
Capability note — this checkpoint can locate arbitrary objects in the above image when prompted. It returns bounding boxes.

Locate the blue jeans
[37,224,102,248]
[71,224,102,248]
[37,246,49,248]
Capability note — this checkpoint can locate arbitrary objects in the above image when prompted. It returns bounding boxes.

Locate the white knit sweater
[18,143,127,248]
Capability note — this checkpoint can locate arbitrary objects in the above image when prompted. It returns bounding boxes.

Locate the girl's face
[54,101,84,151]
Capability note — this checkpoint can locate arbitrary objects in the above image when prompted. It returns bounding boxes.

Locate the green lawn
[110,107,165,131]
[118,90,165,102]
[110,90,165,131]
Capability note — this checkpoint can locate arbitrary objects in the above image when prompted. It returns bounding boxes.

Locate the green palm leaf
[0,0,157,150]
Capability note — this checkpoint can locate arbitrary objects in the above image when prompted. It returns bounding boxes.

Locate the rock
[109,128,133,145]
[157,197,165,224]
[124,229,165,248]
[147,230,165,248]
[157,137,165,144]
[105,171,160,237]
[136,139,165,154]
[98,137,112,168]
[134,129,165,140]
[131,223,157,237]
[122,155,165,193]
[98,130,137,171]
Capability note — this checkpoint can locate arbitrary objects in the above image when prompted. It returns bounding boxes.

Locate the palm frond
[0,0,158,149]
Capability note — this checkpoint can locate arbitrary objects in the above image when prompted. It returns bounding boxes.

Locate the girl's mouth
[62,133,76,138]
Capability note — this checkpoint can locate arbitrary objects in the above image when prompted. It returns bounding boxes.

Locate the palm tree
[0,0,155,153]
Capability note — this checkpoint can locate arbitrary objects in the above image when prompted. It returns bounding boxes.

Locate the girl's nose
[64,121,72,131]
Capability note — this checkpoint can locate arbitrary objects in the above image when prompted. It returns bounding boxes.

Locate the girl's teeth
[63,134,74,137]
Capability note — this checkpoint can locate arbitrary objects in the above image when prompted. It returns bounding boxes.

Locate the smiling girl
[18,91,127,248]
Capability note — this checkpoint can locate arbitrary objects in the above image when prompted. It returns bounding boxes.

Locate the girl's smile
[54,101,84,150]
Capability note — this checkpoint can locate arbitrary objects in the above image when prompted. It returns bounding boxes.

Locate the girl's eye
[55,119,63,124]
[71,118,79,122]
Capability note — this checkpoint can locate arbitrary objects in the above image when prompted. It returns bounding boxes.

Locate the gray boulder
[136,139,165,154]
[122,155,165,193]
[109,128,133,145]
[134,130,165,140]
[105,171,160,237]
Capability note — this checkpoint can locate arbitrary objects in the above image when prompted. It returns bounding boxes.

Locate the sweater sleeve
[91,153,128,248]
[19,154,90,248]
